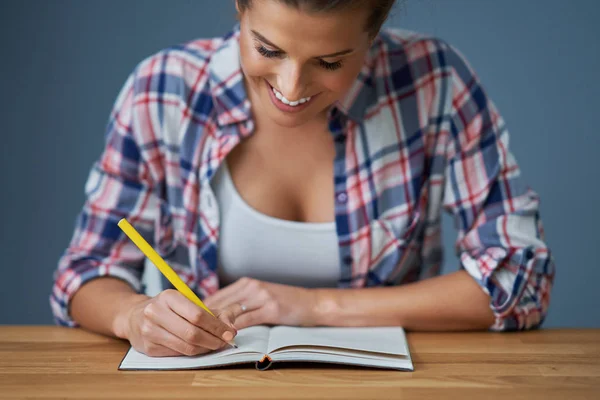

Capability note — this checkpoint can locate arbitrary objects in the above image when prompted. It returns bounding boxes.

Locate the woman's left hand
[204,278,319,329]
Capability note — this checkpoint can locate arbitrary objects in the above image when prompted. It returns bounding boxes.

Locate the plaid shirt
[51,25,555,331]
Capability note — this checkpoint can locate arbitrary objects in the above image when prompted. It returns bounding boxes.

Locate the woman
[51,0,555,357]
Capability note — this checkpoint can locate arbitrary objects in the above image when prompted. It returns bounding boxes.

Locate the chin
[264,109,311,128]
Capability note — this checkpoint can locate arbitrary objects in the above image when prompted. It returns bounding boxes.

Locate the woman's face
[237,0,372,128]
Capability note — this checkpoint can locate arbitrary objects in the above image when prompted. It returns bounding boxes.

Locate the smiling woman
[51,0,555,358]
[236,0,393,126]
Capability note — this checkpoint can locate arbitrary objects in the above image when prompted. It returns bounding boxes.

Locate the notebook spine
[255,354,272,371]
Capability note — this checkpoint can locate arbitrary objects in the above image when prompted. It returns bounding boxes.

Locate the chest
[225,125,336,223]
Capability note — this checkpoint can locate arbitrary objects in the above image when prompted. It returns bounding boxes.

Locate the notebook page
[119,325,269,370]
[267,326,408,356]
[269,350,413,370]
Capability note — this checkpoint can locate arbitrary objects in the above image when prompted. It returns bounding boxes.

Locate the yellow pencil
[117,218,236,348]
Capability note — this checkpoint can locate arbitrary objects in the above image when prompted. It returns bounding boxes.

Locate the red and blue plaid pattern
[52,26,554,331]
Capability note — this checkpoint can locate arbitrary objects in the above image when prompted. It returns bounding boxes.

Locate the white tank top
[211,161,340,288]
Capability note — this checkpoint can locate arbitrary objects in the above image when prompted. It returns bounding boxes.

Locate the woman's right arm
[51,61,237,355]
[71,278,238,356]
[70,278,148,338]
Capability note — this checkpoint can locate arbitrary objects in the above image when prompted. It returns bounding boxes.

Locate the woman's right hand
[115,289,241,357]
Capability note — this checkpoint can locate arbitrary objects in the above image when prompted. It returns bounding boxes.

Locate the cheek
[314,55,365,95]
[318,69,360,95]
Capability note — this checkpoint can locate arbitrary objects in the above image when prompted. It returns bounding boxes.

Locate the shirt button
[525,248,535,259]
[336,192,348,204]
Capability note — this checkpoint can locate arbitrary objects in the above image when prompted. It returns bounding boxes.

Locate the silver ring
[240,304,247,312]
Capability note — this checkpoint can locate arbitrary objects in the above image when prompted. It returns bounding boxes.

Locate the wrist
[310,289,340,326]
[112,293,149,339]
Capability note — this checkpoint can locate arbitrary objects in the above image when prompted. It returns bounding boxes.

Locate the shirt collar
[333,36,380,124]
[208,24,378,129]
[208,25,252,128]
[333,64,377,124]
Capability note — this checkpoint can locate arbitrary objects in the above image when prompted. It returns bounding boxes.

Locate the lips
[265,79,315,113]
[271,86,311,106]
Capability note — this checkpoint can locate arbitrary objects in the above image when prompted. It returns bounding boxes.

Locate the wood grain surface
[0,326,598,399]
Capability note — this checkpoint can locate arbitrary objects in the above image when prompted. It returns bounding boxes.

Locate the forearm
[70,278,149,338]
[313,270,495,331]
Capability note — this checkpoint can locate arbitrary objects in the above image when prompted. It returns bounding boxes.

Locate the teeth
[271,86,311,107]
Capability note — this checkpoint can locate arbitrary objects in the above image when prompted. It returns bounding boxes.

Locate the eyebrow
[251,30,354,58]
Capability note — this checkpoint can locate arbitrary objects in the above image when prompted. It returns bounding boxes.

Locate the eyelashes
[256,45,281,59]
[318,59,342,71]
[254,45,343,71]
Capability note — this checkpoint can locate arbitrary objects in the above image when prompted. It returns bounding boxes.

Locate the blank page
[267,326,409,356]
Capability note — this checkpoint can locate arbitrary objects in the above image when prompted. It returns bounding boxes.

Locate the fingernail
[222,331,234,342]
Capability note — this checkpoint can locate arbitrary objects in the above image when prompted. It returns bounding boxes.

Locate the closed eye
[256,45,283,59]
[251,29,350,71]
[256,45,343,71]
[319,59,343,71]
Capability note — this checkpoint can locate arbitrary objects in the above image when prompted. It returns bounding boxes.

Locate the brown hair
[236,0,396,38]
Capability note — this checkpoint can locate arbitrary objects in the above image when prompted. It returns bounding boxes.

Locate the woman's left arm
[428,43,556,331]
[204,271,495,331]
[320,43,557,333]
[309,43,557,333]
[312,270,495,330]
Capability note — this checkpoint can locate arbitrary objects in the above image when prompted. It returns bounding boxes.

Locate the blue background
[1,0,598,327]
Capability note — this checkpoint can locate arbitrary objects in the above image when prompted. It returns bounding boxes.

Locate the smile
[265,80,315,113]
[271,87,311,106]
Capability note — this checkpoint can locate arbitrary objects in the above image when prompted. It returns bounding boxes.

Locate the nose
[275,61,306,101]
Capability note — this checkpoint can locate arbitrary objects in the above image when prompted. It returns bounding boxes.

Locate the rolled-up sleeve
[51,67,161,327]
[442,44,555,331]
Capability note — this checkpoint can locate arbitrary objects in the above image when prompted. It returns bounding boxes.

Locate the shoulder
[118,30,239,144]
[127,34,227,98]
[110,32,234,170]
[370,28,476,91]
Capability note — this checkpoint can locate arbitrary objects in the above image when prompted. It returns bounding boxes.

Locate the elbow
[50,283,78,328]
[490,273,554,332]
[492,304,548,332]
[494,306,547,332]
[484,246,555,332]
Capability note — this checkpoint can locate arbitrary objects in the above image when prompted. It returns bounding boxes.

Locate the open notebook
[119,326,413,371]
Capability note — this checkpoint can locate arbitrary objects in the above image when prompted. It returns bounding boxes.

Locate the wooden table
[0,327,598,399]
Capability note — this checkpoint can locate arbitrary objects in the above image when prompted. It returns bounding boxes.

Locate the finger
[217,303,248,328]
[205,278,255,309]
[145,300,226,351]
[147,323,215,356]
[211,286,271,329]
[232,308,268,330]
[161,290,235,343]
[212,294,267,331]
[139,341,180,357]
